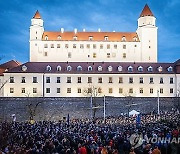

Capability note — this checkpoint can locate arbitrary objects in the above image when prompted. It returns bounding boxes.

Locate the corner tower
[30,11,44,61]
[136,4,158,62]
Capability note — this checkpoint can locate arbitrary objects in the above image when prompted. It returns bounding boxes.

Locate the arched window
[22,65,27,72]
[57,35,61,40]
[46,65,51,71]
[108,66,113,72]
[88,66,93,71]
[147,66,153,72]
[138,66,143,72]
[67,65,72,71]
[128,66,133,72]
[57,65,61,71]
[167,66,173,72]
[98,66,103,72]
[133,37,138,42]
[77,66,82,71]
[158,66,163,72]
[122,36,126,42]
[45,35,48,40]
[118,66,123,72]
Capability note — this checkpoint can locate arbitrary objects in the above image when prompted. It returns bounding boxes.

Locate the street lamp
[157,90,160,115]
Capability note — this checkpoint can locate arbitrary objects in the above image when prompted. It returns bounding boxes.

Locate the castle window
[114,44,117,49]
[77,66,82,71]
[44,44,48,48]
[129,88,133,93]
[107,44,110,49]
[65,44,69,48]
[107,53,110,58]
[139,88,143,94]
[123,45,126,49]
[149,77,154,84]
[57,77,61,83]
[148,66,153,72]
[57,88,60,93]
[33,88,37,93]
[109,77,113,83]
[160,77,164,84]
[46,88,50,93]
[68,52,72,58]
[10,88,14,93]
[122,36,126,42]
[109,88,113,93]
[44,52,48,56]
[57,65,61,71]
[160,88,163,94]
[108,66,113,72]
[150,88,153,94]
[133,37,138,42]
[119,88,123,94]
[67,77,71,83]
[46,65,51,71]
[88,66,93,71]
[170,88,173,94]
[67,66,72,71]
[98,77,103,83]
[87,44,90,49]
[128,66,133,72]
[73,44,76,48]
[46,77,50,83]
[80,44,84,49]
[167,66,173,72]
[73,36,77,40]
[22,65,27,71]
[67,88,71,93]
[77,77,81,83]
[93,44,96,49]
[93,53,97,58]
[118,66,123,72]
[158,66,163,72]
[88,88,92,94]
[10,77,14,83]
[129,77,133,83]
[33,77,37,83]
[45,35,48,40]
[123,53,126,58]
[21,88,25,93]
[98,88,102,93]
[138,66,143,72]
[119,77,123,83]
[51,44,54,48]
[170,77,174,84]
[98,66,103,71]
[21,77,26,83]
[104,36,108,41]
[57,35,61,40]
[57,44,61,48]
[139,77,143,84]
[89,36,93,41]
[77,88,81,93]
[100,44,103,49]
[88,77,92,83]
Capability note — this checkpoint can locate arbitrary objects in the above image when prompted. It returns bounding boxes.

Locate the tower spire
[140,4,154,17]
[33,10,41,19]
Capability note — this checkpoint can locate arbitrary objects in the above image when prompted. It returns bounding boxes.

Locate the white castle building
[1,4,180,97]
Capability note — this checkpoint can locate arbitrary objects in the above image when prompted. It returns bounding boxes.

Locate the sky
[0,0,180,64]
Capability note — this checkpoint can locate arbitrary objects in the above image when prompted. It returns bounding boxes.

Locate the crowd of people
[0,112,179,154]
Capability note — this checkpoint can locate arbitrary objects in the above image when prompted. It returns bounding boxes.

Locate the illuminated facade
[1,4,180,97]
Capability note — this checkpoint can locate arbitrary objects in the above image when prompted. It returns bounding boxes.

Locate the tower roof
[140,4,154,17]
[33,10,41,19]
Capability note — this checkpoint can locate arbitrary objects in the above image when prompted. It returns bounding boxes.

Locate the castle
[1,4,180,97]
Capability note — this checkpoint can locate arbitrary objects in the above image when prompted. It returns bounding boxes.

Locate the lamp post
[157,90,160,115]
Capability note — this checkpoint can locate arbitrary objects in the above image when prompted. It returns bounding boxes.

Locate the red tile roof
[33,10,41,19]
[5,61,178,74]
[0,60,21,76]
[140,4,154,17]
[42,32,139,42]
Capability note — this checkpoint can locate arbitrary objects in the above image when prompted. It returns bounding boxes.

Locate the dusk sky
[0,0,180,64]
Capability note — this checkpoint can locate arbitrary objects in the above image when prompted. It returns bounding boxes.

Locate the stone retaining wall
[0,97,176,121]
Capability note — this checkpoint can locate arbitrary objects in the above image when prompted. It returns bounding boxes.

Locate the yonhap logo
[130,133,143,148]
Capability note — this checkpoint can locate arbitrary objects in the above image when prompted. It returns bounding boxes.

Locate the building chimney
[98,28,101,32]
[74,28,77,34]
[61,28,64,33]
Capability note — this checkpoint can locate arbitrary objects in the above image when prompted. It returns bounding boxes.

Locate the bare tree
[83,84,102,119]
